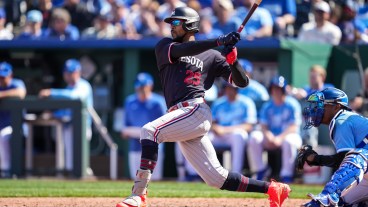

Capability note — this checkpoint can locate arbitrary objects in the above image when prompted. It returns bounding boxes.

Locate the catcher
[298,87,368,207]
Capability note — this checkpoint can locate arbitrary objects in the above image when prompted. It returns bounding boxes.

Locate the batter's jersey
[123,93,167,151]
[0,78,26,130]
[259,96,302,135]
[155,38,232,108]
[211,94,257,126]
[329,109,368,153]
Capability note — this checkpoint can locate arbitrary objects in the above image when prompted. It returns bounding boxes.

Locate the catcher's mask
[303,87,351,129]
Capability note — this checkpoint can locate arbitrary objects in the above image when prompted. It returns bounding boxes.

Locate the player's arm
[170,32,240,59]
[308,151,348,168]
[228,59,249,88]
[0,88,26,99]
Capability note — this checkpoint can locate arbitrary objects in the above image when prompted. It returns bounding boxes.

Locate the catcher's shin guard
[116,169,151,207]
[323,149,368,200]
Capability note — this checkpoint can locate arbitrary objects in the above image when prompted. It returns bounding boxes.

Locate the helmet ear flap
[182,21,199,33]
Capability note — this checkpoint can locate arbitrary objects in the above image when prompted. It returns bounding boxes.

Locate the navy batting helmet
[164,7,200,33]
[303,87,351,129]
[269,75,287,93]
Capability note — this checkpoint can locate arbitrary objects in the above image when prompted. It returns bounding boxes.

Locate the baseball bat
[237,0,263,33]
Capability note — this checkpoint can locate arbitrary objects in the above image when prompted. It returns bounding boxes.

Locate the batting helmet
[303,87,351,128]
[269,75,287,94]
[164,7,200,33]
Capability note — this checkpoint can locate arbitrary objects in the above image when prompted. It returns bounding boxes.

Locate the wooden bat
[237,0,263,33]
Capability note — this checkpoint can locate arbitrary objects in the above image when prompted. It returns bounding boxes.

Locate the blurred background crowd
[0,0,367,44]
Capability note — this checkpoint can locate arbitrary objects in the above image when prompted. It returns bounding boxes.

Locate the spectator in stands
[121,72,166,180]
[235,0,273,40]
[37,0,54,29]
[350,67,368,116]
[63,0,96,32]
[39,59,93,176]
[129,0,161,37]
[43,8,80,40]
[156,0,186,37]
[259,0,296,37]
[289,64,334,100]
[238,59,269,106]
[288,64,334,147]
[108,0,140,39]
[298,1,342,45]
[212,0,241,34]
[0,62,26,178]
[0,8,14,40]
[210,81,257,173]
[247,76,302,183]
[195,12,223,40]
[336,0,368,44]
[17,10,44,40]
[81,12,119,39]
[187,0,202,13]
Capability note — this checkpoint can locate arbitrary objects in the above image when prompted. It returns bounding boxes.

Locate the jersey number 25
[184,70,201,86]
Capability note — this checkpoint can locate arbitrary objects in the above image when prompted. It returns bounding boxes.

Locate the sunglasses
[170,19,183,26]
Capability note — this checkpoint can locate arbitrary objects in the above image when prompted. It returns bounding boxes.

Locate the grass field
[0,179,323,199]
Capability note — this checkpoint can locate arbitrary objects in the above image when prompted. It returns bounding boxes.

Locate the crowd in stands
[0,0,367,44]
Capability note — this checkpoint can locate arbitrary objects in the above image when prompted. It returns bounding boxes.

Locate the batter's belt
[167,98,205,112]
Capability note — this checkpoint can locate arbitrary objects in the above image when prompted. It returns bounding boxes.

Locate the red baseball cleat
[267,179,291,207]
[116,194,147,207]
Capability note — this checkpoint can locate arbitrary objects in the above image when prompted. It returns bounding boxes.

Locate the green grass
[0,179,322,199]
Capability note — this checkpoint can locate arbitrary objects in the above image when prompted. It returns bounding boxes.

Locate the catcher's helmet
[164,7,200,33]
[303,87,351,128]
[269,75,287,94]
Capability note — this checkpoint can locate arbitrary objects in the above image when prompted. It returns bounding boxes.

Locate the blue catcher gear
[304,149,368,207]
[303,87,351,129]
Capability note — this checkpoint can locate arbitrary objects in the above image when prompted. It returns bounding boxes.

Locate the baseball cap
[0,62,13,77]
[238,58,253,74]
[63,59,81,73]
[26,10,43,23]
[0,8,6,19]
[134,72,153,89]
[314,1,330,13]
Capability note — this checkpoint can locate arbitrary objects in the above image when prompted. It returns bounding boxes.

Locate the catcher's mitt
[296,145,318,171]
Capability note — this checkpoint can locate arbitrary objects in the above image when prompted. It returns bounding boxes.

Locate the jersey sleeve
[212,50,232,81]
[155,38,176,71]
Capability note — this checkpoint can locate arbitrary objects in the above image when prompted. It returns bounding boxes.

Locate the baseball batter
[299,88,368,207]
[116,7,291,207]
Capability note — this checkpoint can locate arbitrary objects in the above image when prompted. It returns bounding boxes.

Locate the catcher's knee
[325,149,368,197]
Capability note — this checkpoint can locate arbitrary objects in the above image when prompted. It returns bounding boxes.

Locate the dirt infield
[0,197,310,207]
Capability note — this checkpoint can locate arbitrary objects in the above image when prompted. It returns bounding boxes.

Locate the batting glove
[222,45,237,65]
[217,32,241,46]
